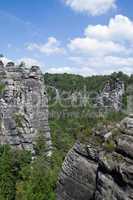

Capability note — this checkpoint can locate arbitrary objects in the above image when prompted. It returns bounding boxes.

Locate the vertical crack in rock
[0,61,52,155]
[57,114,133,200]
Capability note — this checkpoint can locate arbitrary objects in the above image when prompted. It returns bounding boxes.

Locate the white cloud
[0,56,41,68]
[3,14,133,76]
[65,56,133,76]
[85,15,133,44]
[68,37,128,56]
[17,57,41,67]
[89,56,133,75]
[47,66,95,76]
[64,0,116,16]
[66,15,133,75]
[47,66,73,74]
[27,37,66,55]
[68,15,133,56]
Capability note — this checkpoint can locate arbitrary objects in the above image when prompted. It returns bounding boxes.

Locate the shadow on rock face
[57,114,133,200]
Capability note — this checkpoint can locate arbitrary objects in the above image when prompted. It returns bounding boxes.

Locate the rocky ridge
[0,61,51,154]
[57,114,133,200]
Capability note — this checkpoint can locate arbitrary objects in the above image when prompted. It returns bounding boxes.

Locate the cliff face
[57,114,133,200]
[97,78,125,111]
[0,61,51,154]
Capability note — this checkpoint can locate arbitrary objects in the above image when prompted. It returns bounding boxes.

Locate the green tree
[0,145,16,200]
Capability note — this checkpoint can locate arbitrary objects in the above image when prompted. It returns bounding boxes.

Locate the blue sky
[0,0,133,75]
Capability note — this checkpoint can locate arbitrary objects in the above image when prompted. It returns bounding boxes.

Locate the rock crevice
[57,114,133,200]
[0,61,51,154]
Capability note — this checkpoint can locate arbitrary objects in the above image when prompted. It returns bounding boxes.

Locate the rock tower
[0,61,51,155]
[97,78,125,111]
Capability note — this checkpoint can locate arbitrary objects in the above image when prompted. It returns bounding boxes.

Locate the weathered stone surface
[97,78,125,111]
[57,143,98,200]
[57,114,133,200]
[0,61,51,154]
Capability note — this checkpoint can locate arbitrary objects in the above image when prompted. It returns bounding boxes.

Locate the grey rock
[57,143,98,200]
[96,78,125,112]
[0,61,51,154]
[57,115,133,200]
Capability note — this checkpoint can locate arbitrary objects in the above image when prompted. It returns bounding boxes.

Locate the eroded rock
[97,78,125,111]
[57,114,133,200]
[0,61,51,154]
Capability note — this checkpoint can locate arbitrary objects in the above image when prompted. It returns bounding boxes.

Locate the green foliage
[0,145,16,200]
[0,83,5,95]
[0,143,59,200]
[104,140,116,152]
[50,119,75,155]
[34,131,47,155]
[0,145,31,200]
[13,113,25,128]
[15,136,62,200]
[0,71,131,199]
[44,71,132,94]
[104,111,126,123]
[16,156,56,200]
[44,73,110,97]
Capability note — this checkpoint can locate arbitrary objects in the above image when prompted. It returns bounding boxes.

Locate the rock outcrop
[0,61,51,155]
[57,114,133,200]
[97,78,125,111]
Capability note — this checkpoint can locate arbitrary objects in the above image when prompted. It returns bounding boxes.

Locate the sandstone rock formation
[97,78,125,111]
[57,114,133,200]
[0,61,51,155]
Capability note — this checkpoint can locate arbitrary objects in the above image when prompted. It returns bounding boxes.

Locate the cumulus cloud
[68,15,133,55]
[24,15,133,76]
[47,66,95,76]
[64,0,116,16]
[85,15,133,44]
[68,37,128,56]
[27,37,66,55]
[66,15,133,75]
[67,56,133,76]
[47,66,73,74]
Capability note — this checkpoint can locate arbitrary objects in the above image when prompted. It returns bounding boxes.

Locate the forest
[0,71,132,199]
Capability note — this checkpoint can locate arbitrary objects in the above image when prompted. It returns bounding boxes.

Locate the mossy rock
[0,83,5,94]
[13,113,25,128]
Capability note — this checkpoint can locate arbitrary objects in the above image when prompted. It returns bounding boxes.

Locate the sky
[0,0,133,76]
